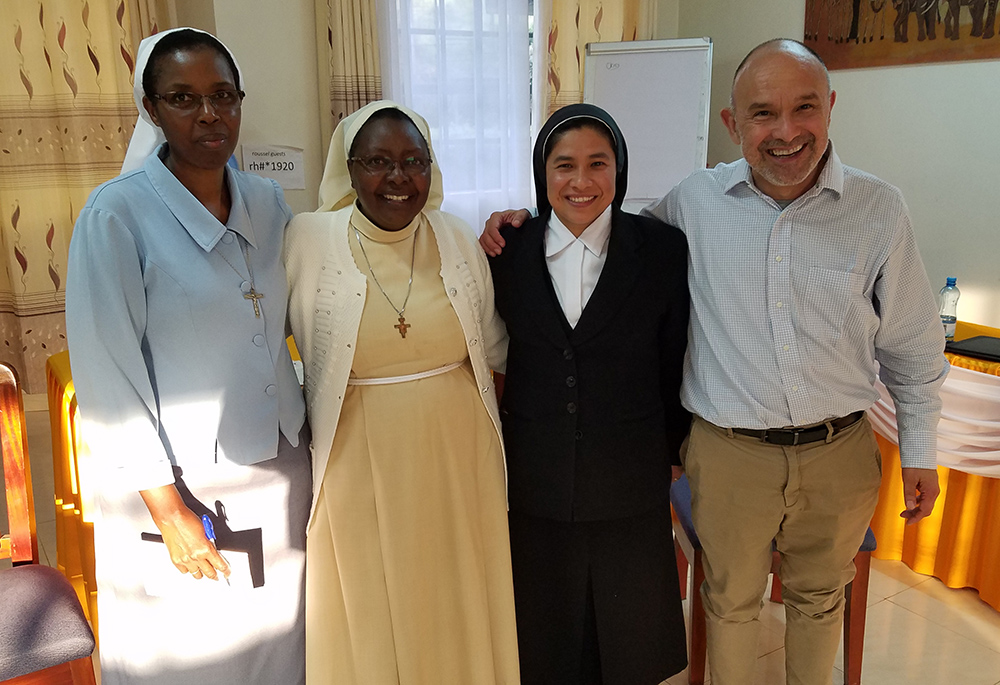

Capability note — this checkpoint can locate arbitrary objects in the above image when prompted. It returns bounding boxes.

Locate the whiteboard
[584,38,712,213]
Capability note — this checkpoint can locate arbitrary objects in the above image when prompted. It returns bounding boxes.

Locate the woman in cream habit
[284,100,519,684]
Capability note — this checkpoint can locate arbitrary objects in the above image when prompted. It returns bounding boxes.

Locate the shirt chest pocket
[801,267,869,349]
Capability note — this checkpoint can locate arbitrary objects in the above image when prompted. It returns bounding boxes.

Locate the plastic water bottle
[938,277,960,342]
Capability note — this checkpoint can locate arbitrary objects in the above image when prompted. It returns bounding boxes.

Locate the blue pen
[201,514,231,586]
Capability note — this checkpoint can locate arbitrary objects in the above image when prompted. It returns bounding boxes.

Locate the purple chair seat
[0,564,96,680]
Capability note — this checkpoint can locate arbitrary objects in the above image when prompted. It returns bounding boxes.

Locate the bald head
[720,38,836,202]
[731,39,831,107]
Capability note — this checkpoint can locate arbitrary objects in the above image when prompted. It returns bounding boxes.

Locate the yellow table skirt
[870,321,1000,612]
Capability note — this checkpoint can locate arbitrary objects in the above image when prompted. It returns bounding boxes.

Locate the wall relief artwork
[805,0,1000,69]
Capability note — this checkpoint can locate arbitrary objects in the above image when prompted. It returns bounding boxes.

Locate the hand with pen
[140,484,232,581]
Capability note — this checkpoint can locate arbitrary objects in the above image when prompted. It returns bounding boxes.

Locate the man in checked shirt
[481,38,947,685]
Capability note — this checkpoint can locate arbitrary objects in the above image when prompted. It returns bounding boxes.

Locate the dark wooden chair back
[0,360,97,685]
[0,362,38,565]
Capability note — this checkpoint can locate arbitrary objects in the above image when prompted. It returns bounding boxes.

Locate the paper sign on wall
[242,144,305,190]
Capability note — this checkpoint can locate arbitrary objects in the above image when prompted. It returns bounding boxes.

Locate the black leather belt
[731,411,865,446]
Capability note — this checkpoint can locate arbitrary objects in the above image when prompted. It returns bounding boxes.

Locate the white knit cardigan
[285,206,508,527]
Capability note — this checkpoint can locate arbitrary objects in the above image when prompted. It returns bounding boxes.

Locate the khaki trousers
[683,415,882,685]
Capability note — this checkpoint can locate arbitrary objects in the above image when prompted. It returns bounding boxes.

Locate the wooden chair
[671,473,876,685]
[0,361,97,684]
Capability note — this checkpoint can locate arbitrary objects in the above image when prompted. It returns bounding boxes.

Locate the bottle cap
[946,277,957,287]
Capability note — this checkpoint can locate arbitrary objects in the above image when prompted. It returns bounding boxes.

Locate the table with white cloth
[868,322,1000,612]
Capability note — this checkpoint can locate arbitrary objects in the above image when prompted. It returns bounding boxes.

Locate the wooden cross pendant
[394,316,410,339]
[244,288,264,318]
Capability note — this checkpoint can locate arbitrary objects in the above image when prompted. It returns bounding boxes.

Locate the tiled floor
[665,544,1000,685]
[8,395,1000,684]
[663,546,1000,684]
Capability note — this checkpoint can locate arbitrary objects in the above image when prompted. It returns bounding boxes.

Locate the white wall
[830,61,1000,327]
[176,0,324,214]
[173,0,215,35]
[674,0,999,328]
[654,0,680,40]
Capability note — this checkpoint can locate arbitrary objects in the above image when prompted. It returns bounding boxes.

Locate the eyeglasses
[348,155,432,176]
[150,89,245,113]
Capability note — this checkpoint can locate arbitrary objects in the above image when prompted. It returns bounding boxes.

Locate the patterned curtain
[541,0,655,117]
[315,0,381,153]
[0,0,169,393]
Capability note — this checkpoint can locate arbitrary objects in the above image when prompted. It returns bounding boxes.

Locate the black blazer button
[563,348,574,360]
[574,430,583,440]
[566,402,577,414]
[566,376,576,388]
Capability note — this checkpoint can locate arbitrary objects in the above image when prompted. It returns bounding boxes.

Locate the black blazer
[489,208,690,522]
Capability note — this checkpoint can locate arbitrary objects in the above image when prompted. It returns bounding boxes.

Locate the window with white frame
[378,0,533,231]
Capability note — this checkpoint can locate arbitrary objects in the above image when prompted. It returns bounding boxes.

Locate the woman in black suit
[489,104,690,685]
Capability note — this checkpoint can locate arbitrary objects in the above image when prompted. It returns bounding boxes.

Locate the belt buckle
[761,429,795,446]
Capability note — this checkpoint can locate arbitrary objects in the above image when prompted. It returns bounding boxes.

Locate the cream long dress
[305,209,519,685]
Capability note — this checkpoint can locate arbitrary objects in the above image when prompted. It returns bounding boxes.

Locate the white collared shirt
[544,205,613,328]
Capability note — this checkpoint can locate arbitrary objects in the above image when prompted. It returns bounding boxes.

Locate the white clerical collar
[545,204,613,259]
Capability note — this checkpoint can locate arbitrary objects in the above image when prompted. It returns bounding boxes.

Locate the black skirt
[508,502,688,685]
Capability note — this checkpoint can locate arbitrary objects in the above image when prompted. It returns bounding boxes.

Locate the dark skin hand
[479,208,531,256]
[140,485,230,580]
